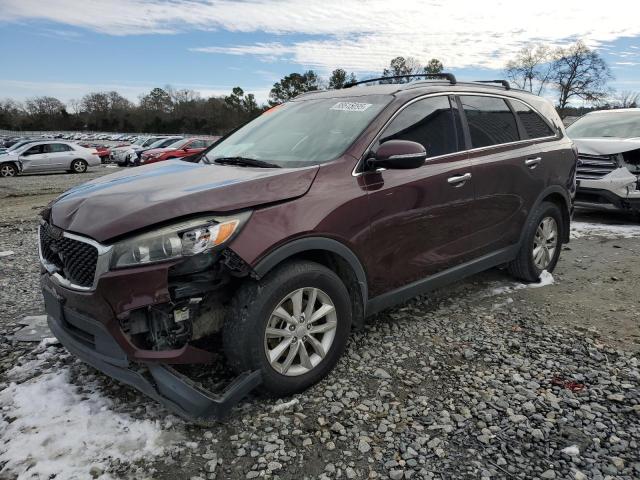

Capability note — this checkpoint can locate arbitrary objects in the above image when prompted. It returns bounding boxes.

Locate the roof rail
[474,80,511,90]
[344,73,457,88]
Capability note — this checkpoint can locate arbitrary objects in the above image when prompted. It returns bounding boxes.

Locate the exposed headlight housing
[110,211,251,269]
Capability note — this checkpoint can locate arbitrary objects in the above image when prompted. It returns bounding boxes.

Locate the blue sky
[1,0,639,106]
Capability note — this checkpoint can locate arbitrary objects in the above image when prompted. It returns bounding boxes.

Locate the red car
[141,137,217,164]
[79,143,111,163]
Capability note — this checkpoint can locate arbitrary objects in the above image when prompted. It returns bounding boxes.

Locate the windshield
[203,96,390,167]
[142,137,162,147]
[7,141,30,152]
[567,111,640,138]
[133,137,146,146]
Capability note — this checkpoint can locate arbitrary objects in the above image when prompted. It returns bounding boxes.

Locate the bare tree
[67,98,82,115]
[24,96,66,117]
[614,90,639,108]
[382,56,423,82]
[551,41,612,117]
[504,45,554,94]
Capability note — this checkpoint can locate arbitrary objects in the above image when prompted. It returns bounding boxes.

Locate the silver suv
[567,109,640,213]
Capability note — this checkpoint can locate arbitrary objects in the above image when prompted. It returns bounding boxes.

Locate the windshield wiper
[213,157,281,168]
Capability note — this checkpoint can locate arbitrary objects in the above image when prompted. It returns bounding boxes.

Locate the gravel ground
[0,170,639,480]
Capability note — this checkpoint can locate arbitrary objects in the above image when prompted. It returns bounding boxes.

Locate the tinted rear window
[460,95,519,148]
[511,99,555,139]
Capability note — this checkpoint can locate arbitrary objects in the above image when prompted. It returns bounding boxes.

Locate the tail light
[91,150,100,156]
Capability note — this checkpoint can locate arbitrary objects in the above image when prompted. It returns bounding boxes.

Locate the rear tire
[0,163,18,177]
[70,159,88,173]
[223,260,352,397]
[508,201,563,282]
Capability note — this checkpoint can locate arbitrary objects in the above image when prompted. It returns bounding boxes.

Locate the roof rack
[344,73,457,88]
[474,80,511,90]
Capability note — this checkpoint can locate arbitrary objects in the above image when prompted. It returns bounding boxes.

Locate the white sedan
[0,141,101,177]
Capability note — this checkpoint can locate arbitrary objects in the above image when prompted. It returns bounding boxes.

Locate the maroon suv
[40,74,576,420]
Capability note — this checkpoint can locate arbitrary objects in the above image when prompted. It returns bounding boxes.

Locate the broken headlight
[110,211,250,268]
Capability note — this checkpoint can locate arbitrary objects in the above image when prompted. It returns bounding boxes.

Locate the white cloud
[1,0,640,73]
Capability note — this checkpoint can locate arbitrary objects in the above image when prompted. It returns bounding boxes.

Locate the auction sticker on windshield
[330,102,372,112]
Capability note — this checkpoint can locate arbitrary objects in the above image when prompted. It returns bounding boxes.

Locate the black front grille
[40,222,98,287]
[577,154,618,180]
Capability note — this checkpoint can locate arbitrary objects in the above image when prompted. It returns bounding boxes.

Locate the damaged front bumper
[576,167,640,211]
[42,282,262,422]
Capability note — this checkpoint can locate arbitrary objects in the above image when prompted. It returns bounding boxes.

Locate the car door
[457,94,546,258]
[363,95,476,297]
[19,144,50,172]
[45,143,75,170]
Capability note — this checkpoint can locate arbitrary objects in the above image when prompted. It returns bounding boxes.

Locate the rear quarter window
[511,99,555,139]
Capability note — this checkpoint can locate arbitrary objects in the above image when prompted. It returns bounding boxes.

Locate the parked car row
[41,132,138,142]
[110,136,217,166]
[0,140,102,177]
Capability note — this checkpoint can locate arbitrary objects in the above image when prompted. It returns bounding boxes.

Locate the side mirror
[368,140,426,170]
[183,146,189,151]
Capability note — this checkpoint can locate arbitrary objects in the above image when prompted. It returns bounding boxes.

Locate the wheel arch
[523,186,572,244]
[252,237,368,329]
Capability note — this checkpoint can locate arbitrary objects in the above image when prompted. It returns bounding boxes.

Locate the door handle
[525,157,542,168]
[447,172,472,186]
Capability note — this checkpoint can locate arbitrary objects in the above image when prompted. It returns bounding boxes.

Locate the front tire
[0,163,18,177]
[508,201,563,282]
[223,260,352,397]
[70,159,88,173]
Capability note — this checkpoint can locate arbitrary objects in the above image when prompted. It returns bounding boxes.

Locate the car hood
[49,160,319,242]
[573,137,640,155]
[111,145,136,153]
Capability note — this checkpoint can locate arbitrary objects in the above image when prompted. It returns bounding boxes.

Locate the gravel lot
[0,169,639,480]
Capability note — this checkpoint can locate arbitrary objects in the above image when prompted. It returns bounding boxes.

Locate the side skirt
[364,245,519,317]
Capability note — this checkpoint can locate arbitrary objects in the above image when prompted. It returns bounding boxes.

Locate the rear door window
[379,96,463,158]
[510,99,555,139]
[459,95,520,148]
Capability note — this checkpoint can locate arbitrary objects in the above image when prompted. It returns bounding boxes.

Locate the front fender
[252,236,369,306]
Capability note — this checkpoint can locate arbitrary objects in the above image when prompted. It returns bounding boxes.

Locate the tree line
[0,42,633,133]
[504,40,637,117]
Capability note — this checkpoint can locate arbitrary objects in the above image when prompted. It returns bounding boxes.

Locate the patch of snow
[561,445,580,456]
[488,270,554,297]
[0,353,182,479]
[0,250,14,257]
[39,337,60,347]
[571,221,640,239]
[271,398,299,413]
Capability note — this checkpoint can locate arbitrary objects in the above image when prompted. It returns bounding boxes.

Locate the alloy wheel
[264,287,338,376]
[0,164,16,177]
[73,160,87,173]
[532,216,558,270]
